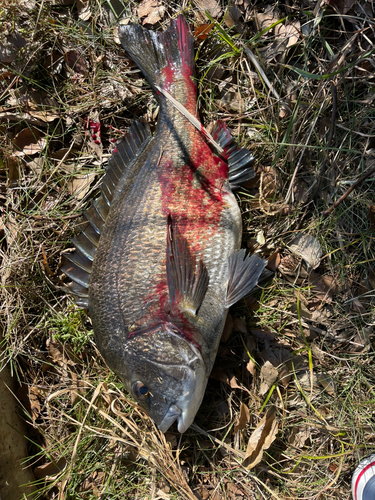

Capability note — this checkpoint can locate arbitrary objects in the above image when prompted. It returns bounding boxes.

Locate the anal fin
[226,250,267,308]
[166,216,209,316]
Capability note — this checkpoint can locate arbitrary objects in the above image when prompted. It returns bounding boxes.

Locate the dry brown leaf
[0,111,47,126]
[259,361,278,396]
[137,0,166,25]
[193,0,222,19]
[246,358,257,378]
[194,23,215,40]
[66,172,97,200]
[322,0,356,14]
[351,298,366,314]
[267,251,281,272]
[77,0,91,21]
[275,22,300,47]
[28,385,41,421]
[6,91,60,122]
[308,272,337,301]
[254,5,280,31]
[234,402,250,433]
[278,253,301,276]
[79,470,105,496]
[223,5,243,32]
[12,127,47,157]
[289,233,322,269]
[288,425,310,448]
[34,457,67,480]
[7,156,19,183]
[243,406,278,469]
[317,372,336,396]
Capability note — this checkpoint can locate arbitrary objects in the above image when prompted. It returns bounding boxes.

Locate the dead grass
[1,0,375,499]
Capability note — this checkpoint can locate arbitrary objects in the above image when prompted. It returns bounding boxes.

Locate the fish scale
[61,16,267,433]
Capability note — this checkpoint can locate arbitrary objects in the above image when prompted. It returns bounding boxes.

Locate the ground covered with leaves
[1,0,375,498]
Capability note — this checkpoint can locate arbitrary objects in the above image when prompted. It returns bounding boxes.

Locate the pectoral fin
[226,250,267,307]
[166,216,209,316]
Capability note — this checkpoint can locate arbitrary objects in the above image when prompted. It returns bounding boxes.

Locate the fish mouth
[158,404,193,434]
[158,405,182,433]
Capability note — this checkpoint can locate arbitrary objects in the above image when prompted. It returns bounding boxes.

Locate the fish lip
[158,405,182,433]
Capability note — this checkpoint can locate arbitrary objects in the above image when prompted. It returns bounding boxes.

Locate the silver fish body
[61,16,266,433]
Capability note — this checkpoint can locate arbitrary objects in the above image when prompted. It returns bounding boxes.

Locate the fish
[61,15,267,433]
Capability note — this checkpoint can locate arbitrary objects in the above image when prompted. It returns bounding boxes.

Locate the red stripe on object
[354,461,375,500]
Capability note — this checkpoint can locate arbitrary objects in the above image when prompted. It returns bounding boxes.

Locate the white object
[352,454,375,500]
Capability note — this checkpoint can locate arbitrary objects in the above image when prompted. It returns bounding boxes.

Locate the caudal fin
[118,16,194,91]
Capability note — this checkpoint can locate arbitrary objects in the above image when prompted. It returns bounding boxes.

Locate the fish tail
[118,16,194,93]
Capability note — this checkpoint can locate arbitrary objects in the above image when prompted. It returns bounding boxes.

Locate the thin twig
[322,164,375,217]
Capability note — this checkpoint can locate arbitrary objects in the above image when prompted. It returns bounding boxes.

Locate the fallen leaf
[224,5,243,32]
[288,425,310,448]
[317,372,336,396]
[0,32,26,64]
[194,23,214,40]
[278,253,301,276]
[6,91,60,122]
[296,370,319,392]
[308,271,337,301]
[351,298,366,314]
[7,156,19,183]
[267,251,281,272]
[196,485,209,500]
[259,361,278,396]
[28,385,41,421]
[246,358,257,378]
[12,127,46,157]
[34,457,67,480]
[79,470,105,496]
[254,5,280,31]
[77,0,91,21]
[65,50,88,76]
[234,402,250,433]
[193,0,222,19]
[137,0,166,25]
[243,406,278,469]
[289,233,322,269]
[275,22,301,48]
[322,0,356,14]
[66,172,97,200]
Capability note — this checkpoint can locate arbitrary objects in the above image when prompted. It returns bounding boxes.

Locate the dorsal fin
[61,121,151,305]
[211,121,256,189]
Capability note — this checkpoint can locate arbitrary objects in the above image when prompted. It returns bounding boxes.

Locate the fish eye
[132,381,149,399]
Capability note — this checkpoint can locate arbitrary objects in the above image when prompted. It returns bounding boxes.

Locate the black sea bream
[62,16,266,433]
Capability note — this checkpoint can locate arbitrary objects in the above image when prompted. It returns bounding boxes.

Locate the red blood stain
[125,20,230,348]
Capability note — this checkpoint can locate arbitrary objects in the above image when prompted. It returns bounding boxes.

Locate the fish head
[120,322,207,433]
